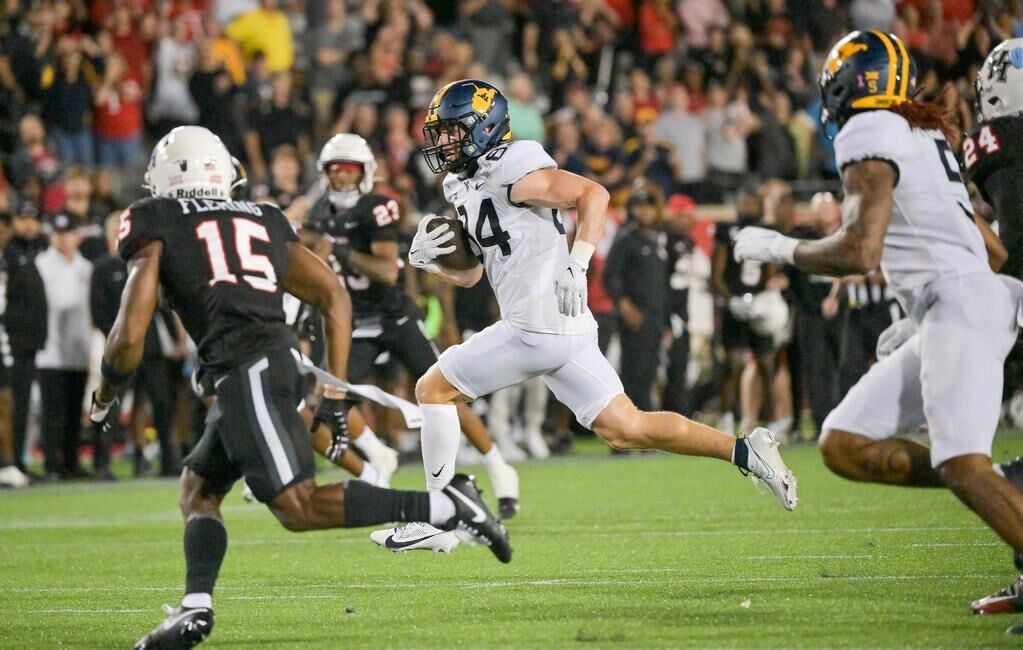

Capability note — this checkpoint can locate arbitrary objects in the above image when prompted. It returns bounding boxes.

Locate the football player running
[98,127,511,649]
[733,31,1023,611]
[392,78,797,552]
[300,134,521,549]
[962,38,1023,621]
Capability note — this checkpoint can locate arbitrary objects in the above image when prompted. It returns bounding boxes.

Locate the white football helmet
[976,38,1023,122]
[318,133,377,195]
[749,290,791,347]
[144,126,244,199]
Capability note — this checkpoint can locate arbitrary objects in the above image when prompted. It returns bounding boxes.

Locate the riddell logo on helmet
[174,187,222,198]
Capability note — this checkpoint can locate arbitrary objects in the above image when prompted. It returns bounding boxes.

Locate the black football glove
[89,392,119,437]
[312,396,350,463]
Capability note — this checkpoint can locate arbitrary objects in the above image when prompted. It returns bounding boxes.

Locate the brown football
[426,216,480,270]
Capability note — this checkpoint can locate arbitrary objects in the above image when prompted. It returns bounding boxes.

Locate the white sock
[428,491,456,526]
[358,462,380,486]
[483,446,507,468]
[353,427,388,456]
[421,404,460,491]
[181,592,212,610]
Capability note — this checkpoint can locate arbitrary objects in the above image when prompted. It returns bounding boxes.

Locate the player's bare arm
[96,240,162,403]
[509,167,610,248]
[282,241,352,390]
[711,240,732,301]
[974,212,1008,272]
[345,240,400,285]
[510,168,609,316]
[734,160,894,276]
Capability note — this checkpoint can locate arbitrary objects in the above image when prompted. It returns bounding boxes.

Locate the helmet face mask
[422,79,510,175]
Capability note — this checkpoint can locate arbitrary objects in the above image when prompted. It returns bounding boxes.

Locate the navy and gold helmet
[422,79,511,175]
[819,30,917,128]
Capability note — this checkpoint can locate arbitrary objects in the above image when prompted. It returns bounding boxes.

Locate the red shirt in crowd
[95,79,143,140]
[638,2,677,56]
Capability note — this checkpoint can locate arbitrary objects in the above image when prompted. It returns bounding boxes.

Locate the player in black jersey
[963,39,1023,622]
[90,128,511,649]
[711,189,778,435]
[302,133,521,526]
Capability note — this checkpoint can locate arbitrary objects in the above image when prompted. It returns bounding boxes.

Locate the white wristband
[570,240,596,270]
[775,237,799,265]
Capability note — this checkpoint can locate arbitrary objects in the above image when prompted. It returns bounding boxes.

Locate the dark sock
[1014,551,1023,573]
[184,516,228,596]
[732,438,749,471]
[343,480,430,527]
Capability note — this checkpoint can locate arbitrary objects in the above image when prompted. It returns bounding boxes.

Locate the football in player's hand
[427,217,479,270]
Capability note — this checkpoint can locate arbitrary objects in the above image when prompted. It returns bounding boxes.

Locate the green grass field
[4,435,1023,649]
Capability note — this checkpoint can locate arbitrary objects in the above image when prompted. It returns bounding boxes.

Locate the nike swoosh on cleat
[447,487,487,523]
[384,533,444,550]
[431,465,446,478]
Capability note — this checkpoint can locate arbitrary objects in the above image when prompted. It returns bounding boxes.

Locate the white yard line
[5,572,1008,598]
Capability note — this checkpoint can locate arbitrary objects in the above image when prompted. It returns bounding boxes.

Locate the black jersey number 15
[195,218,278,292]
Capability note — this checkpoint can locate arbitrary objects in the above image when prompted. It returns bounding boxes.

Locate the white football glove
[409,214,456,274]
[554,260,588,317]
[733,226,799,265]
[727,295,754,321]
[876,318,916,360]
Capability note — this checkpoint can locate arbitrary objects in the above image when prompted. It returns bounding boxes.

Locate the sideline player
[301,134,521,526]
[385,79,797,549]
[94,127,511,649]
[961,38,1023,618]
[732,31,1023,610]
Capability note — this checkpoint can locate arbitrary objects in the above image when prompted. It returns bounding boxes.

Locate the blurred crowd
[0,0,1018,485]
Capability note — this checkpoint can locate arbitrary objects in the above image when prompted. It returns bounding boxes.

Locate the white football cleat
[523,429,550,459]
[742,427,798,511]
[0,465,30,488]
[496,438,528,464]
[370,522,460,554]
[487,460,520,519]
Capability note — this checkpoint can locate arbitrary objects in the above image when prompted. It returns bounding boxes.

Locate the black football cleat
[134,605,214,649]
[442,473,512,564]
[971,576,1023,615]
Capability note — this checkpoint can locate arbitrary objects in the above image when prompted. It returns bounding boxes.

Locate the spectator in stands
[705,83,758,200]
[251,144,304,210]
[637,0,680,64]
[8,115,60,193]
[5,202,47,479]
[35,212,92,481]
[547,29,589,107]
[653,84,708,200]
[582,117,627,194]
[106,5,151,90]
[679,0,730,52]
[61,165,105,261]
[189,39,245,159]
[604,186,669,413]
[627,119,680,196]
[308,0,363,134]
[94,52,144,171]
[42,45,95,166]
[459,0,515,76]
[549,118,587,177]
[227,0,294,73]
[506,72,545,145]
[149,15,198,134]
[244,71,310,185]
[628,68,660,126]
[754,91,799,181]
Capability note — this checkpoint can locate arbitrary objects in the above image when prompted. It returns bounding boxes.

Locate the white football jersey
[835,111,989,318]
[442,140,598,335]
